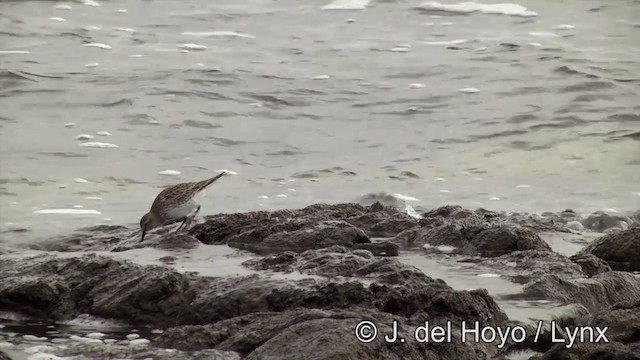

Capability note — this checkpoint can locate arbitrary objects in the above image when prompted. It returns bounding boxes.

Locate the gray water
[1,0,639,358]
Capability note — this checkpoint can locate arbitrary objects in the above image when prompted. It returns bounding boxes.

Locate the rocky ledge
[1,202,639,359]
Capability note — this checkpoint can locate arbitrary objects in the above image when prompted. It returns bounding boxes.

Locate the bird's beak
[140,225,147,243]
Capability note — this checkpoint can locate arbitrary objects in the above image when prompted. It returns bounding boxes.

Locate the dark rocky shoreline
[1,202,639,359]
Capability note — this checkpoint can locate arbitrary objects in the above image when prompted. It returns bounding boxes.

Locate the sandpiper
[139,171,227,242]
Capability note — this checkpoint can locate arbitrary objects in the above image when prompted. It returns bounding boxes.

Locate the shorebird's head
[139,212,161,242]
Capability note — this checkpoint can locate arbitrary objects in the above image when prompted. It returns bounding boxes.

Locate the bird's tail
[195,171,227,193]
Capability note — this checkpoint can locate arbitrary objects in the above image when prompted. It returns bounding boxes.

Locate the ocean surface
[0,0,639,357]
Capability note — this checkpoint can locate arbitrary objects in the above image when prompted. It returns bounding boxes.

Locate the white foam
[73,178,88,183]
[177,43,207,51]
[416,2,537,17]
[390,47,409,52]
[436,245,456,253]
[515,184,530,188]
[439,189,450,193]
[424,39,467,45]
[0,50,30,54]
[528,42,542,47]
[458,87,480,93]
[75,134,94,140]
[435,177,446,182]
[126,334,140,340]
[392,193,420,202]
[113,27,136,33]
[409,83,425,89]
[129,54,145,58]
[115,9,127,13]
[63,122,75,128]
[0,341,14,348]
[313,75,330,80]
[84,196,102,200]
[405,205,423,219]
[79,142,118,148]
[82,43,112,50]
[258,195,269,199]
[103,339,116,344]
[129,339,150,346]
[528,32,559,37]
[478,273,501,277]
[552,24,575,30]
[159,170,181,176]
[84,25,101,31]
[182,31,256,39]
[345,18,356,23]
[489,197,501,201]
[276,194,288,198]
[148,120,160,124]
[55,4,72,10]
[321,0,369,10]
[49,17,66,22]
[85,332,106,339]
[69,335,102,344]
[82,0,101,6]
[287,188,296,192]
[33,209,101,215]
[22,335,47,341]
[217,169,238,175]
[151,329,164,334]
[85,62,99,68]
[96,131,112,136]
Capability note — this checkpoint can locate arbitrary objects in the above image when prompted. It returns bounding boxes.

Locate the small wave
[159,170,181,176]
[82,43,112,50]
[33,209,101,215]
[321,0,369,10]
[183,119,222,129]
[181,31,255,39]
[393,193,420,202]
[79,142,118,148]
[415,2,537,17]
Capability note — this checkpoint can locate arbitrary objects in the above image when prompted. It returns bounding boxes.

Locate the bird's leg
[175,217,188,232]
[183,205,201,231]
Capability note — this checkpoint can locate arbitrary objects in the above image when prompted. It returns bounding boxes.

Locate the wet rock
[60,341,241,360]
[569,254,611,277]
[566,220,584,232]
[398,222,551,257]
[227,220,370,254]
[156,234,200,250]
[0,253,507,333]
[190,203,369,245]
[190,203,416,253]
[467,225,552,257]
[155,309,494,359]
[581,211,633,232]
[347,211,418,237]
[480,251,584,283]
[533,342,640,360]
[243,246,426,285]
[574,228,640,271]
[31,225,135,252]
[356,193,405,208]
[522,271,640,312]
[352,241,399,256]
